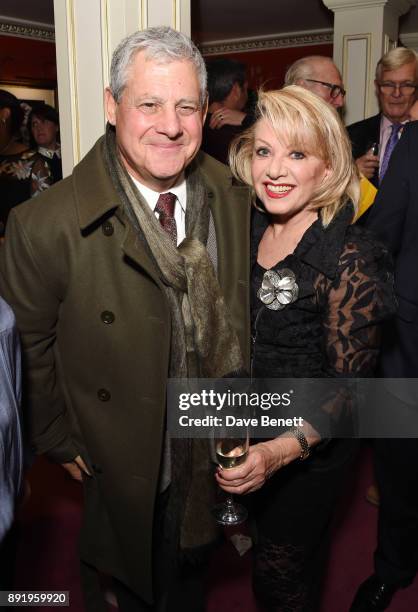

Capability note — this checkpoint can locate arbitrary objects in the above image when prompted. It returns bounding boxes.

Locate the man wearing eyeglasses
[284,55,346,110]
[347,47,418,189]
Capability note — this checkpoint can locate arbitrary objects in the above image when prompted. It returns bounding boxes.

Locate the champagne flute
[212,429,249,526]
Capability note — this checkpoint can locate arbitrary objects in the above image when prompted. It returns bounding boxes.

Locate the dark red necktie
[155,192,177,244]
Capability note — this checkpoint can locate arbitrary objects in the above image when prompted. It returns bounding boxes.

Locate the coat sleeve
[0,210,78,463]
[364,123,412,255]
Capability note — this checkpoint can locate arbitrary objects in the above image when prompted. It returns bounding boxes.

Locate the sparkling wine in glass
[212,432,249,526]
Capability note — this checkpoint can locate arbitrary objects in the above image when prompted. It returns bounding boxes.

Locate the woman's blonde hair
[229,85,360,226]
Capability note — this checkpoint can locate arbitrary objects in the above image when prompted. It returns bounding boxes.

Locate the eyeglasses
[304,79,346,99]
[377,82,417,95]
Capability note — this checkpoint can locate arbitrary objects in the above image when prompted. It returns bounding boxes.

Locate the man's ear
[105,87,117,126]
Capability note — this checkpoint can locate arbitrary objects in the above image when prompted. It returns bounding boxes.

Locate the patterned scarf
[104,125,244,556]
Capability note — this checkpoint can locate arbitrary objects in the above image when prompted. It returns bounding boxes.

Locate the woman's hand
[215,437,300,495]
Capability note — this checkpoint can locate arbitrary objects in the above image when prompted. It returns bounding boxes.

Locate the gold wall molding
[199,29,333,56]
[0,18,54,42]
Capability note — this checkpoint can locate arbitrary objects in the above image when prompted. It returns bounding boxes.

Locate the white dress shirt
[130,175,187,246]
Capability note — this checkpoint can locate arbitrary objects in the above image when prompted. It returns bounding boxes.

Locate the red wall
[204,43,333,91]
[0,35,56,86]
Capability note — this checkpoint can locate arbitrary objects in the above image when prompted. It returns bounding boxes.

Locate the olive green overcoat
[0,136,250,603]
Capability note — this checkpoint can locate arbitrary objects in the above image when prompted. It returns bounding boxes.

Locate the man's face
[300,60,345,109]
[376,62,417,123]
[105,51,206,191]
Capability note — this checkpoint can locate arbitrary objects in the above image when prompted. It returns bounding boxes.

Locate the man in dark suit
[347,47,417,189]
[350,122,418,610]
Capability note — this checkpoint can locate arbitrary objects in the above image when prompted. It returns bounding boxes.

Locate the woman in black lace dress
[217,86,396,611]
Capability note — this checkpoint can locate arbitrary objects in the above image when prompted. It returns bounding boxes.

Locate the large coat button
[97,388,111,401]
[102,221,114,236]
[101,311,115,324]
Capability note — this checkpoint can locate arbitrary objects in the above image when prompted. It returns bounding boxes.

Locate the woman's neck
[269,209,318,241]
[257,209,318,270]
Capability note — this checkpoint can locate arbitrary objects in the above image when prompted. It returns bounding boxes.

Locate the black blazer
[347,113,381,188]
[364,121,418,376]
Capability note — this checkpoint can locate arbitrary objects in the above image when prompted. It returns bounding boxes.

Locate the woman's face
[31,116,58,149]
[251,118,329,220]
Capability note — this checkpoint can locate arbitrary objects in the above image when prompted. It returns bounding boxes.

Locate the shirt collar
[381,114,409,132]
[38,145,61,159]
[130,173,187,213]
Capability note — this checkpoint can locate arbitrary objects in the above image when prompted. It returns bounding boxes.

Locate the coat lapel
[72,136,162,285]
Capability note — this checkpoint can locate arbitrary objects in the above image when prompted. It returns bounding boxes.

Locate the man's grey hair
[375,47,418,81]
[284,55,335,85]
[110,26,207,105]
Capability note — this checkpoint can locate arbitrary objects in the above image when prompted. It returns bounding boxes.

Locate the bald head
[284,55,345,109]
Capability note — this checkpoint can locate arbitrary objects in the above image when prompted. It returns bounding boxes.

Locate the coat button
[101,310,115,324]
[97,388,111,402]
[207,191,214,199]
[102,221,114,236]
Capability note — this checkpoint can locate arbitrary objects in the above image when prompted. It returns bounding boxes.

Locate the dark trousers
[374,437,418,587]
[80,487,207,612]
[112,563,206,612]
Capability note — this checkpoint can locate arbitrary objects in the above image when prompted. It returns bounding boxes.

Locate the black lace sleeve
[301,232,397,438]
[322,233,396,376]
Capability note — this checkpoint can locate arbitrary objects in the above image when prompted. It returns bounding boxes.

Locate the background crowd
[0,24,417,612]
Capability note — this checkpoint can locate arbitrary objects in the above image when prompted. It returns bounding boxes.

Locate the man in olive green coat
[0,27,250,611]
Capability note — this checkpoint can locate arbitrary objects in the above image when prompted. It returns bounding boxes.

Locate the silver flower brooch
[257,268,299,311]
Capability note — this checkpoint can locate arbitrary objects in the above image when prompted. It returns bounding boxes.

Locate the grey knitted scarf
[104,125,244,556]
